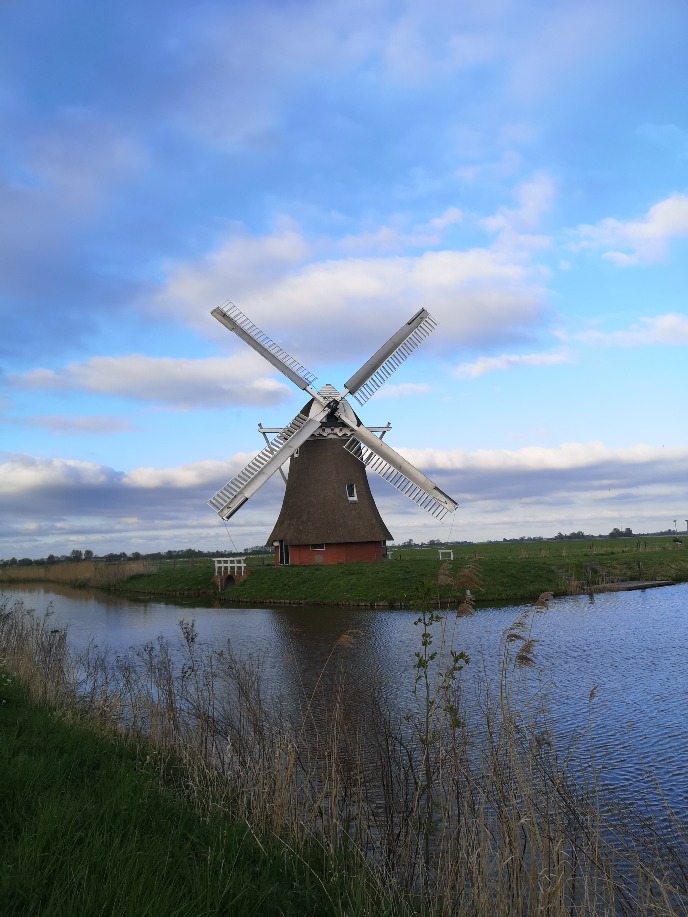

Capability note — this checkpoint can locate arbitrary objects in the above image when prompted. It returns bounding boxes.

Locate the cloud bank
[2,441,686,558]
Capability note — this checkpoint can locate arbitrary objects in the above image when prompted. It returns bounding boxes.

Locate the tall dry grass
[1,591,686,916]
[0,558,155,587]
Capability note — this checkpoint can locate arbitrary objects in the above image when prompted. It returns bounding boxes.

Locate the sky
[1,0,687,560]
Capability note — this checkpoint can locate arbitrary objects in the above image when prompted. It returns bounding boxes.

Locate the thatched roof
[267,436,392,545]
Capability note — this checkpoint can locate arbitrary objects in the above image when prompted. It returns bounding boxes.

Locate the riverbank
[0,536,688,608]
[2,537,687,605]
[2,594,686,916]
[0,664,375,916]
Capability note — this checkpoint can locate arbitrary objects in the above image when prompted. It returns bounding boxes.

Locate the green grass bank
[2,537,686,605]
[0,667,372,917]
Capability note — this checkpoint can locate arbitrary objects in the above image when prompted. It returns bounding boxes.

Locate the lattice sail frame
[208,412,311,516]
[212,301,317,390]
[344,309,437,405]
[343,436,452,520]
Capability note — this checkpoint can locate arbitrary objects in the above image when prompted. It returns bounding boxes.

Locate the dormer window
[346,483,358,503]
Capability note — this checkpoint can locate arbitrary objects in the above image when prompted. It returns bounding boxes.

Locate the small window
[310,543,325,550]
[346,483,358,503]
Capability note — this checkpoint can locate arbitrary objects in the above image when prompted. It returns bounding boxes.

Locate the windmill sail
[208,300,459,547]
[344,308,437,405]
[208,410,323,520]
[343,426,457,520]
[212,302,317,390]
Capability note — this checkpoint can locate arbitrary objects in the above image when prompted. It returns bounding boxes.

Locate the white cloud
[574,194,688,265]
[0,454,119,494]
[24,416,136,435]
[370,382,432,399]
[3,440,687,559]
[427,207,464,230]
[153,220,312,329]
[394,442,688,526]
[0,439,683,560]
[12,354,293,408]
[339,207,463,254]
[454,348,573,378]
[481,173,555,235]
[456,149,522,182]
[261,248,546,352]
[8,442,685,505]
[478,173,555,258]
[155,222,550,361]
[382,3,499,82]
[123,459,235,489]
[572,313,688,346]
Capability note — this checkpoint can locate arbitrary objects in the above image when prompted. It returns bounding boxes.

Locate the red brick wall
[272,542,386,565]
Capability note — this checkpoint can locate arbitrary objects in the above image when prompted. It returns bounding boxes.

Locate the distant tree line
[3,528,684,568]
[0,547,242,568]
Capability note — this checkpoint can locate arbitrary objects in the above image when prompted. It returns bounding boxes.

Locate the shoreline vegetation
[1,536,687,606]
[0,664,342,916]
[1,590,687,915]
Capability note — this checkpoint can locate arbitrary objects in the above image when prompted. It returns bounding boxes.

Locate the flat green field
[110,536,688,605]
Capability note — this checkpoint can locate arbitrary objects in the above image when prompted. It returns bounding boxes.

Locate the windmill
[208,302,458,565]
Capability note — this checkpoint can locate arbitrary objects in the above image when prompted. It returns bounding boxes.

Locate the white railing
[213,557,247,578]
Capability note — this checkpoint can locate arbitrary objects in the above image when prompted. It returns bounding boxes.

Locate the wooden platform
[593,580,674,593]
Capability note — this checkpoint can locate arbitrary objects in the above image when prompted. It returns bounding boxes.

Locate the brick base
[273,542,386,566]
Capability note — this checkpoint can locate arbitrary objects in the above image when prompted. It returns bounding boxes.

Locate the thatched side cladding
[267,436,392,545]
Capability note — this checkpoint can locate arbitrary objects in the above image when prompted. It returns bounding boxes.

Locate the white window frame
[346,483,358,503]
[310,543,326,550]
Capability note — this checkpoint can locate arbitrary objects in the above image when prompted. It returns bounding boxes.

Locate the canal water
[4,582,688,819]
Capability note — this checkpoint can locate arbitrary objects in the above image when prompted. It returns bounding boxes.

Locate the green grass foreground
[0,669,356,917]
[2,537,687,605]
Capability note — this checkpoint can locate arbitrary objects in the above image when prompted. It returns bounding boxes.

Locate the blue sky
[1,0,687,559]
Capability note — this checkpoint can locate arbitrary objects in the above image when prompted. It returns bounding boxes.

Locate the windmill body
[208,303,458,565]
[266,398,392,565]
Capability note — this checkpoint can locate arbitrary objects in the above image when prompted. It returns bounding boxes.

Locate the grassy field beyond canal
[226,538,687,605]
[2,537,686,605]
